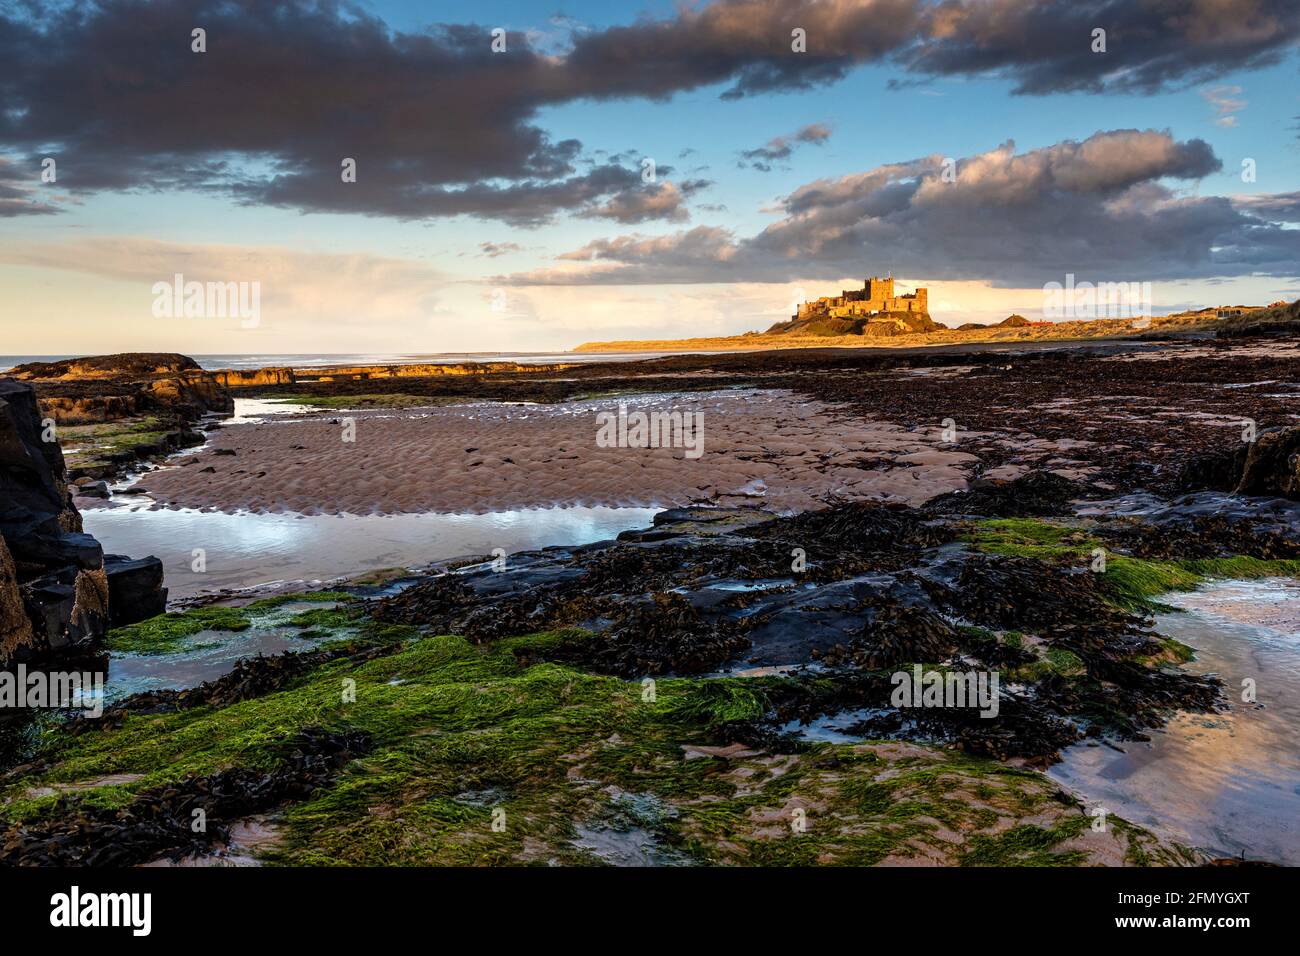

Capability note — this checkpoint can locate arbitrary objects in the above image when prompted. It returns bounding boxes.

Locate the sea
[0,351,685,373]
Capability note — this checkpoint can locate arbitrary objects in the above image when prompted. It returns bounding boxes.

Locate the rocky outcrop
[145,371,234,419]
[8,353,202,381]
[1,379,103,663]
[293,362,573,382]
[35,393,146,425]
[0,379,165,666]
[1237,426,1300,499]
[12,353,234,427]
[0,380,83,555]
[10,354,231,484]
[209,367,295,388]
[1177,426,1300,501]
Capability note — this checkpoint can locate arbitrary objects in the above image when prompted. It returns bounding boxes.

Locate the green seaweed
[1,620,1185,867]
[105,591,357,655]
[104,607,252,655]
[965,518,1300,611]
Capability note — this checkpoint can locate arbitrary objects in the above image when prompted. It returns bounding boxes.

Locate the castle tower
[864,276,894,304]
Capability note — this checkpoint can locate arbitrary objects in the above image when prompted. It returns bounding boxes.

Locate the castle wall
[793,278,928,320]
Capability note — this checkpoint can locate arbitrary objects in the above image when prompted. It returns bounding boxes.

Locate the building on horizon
[794,277,928,320]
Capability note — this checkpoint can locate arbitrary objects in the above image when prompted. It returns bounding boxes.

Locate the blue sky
[1,0,1297,353]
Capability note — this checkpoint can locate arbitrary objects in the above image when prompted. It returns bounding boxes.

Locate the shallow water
[104,627,318,700]
[84,504,658,600]
[1049,578,1300,864]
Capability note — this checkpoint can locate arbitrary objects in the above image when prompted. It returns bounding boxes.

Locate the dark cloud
[2,1,1294,223]
[0,157,61,216]
[506,130,1300,287]
[1234,191,1300,222]
[901,0,1300,95]
[739,123,832,171]
[0,1,692,224]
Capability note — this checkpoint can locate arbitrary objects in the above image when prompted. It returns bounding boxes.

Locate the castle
[794,276,928,320]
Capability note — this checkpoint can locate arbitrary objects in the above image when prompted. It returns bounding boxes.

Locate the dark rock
[1176,427,1300,500]
[373,501,1221,763]
[1176,443,1247,492]
[1093,492,1300,560]
[0,378,161,666]
[0,379,78,547]
[104,555,167,628]
[928,469,1090,517]
[19,564,108,655]
[74,480,110,499]
[6,531,103,572]
[1236,426,1300,498]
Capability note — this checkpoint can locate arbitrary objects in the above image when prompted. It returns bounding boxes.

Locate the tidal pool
[83,504,657,600]
[1049,577,1300,865]
[79,396,662,598]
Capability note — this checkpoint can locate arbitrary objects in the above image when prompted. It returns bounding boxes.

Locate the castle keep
[794,277,928,320]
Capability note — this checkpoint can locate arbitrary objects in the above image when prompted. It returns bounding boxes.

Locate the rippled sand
[133,389,976,515]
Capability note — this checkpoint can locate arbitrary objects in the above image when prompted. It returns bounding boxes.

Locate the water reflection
[84,505,658,599]
[1050,578,1300,864]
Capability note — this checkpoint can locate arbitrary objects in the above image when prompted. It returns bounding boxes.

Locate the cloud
[2,1,1295,222]
[505,129,1300,288]
[901,0,1300,95]
[1200,85,1247,127]
[1233,190,1300,221]
[739,123,832,171]
[0,157,62,216]
[476,242,523,258]
[579,178,712,223]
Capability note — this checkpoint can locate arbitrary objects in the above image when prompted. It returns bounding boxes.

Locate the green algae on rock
[105,591,356,655]
[0,625,1187,867]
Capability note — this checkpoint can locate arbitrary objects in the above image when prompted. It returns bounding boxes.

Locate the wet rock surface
[1086,491,1300,560]
[373,486,1238,764]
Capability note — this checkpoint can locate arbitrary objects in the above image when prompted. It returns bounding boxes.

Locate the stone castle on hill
[794,276,928,320]
[766,275,938,338]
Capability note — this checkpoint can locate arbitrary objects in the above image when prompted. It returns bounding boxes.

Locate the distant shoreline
[0,351,661,374]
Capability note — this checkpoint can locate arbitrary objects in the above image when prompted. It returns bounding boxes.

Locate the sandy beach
[133,389,979,515]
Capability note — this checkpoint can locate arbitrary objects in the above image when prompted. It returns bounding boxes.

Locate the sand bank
[132,389,976,515]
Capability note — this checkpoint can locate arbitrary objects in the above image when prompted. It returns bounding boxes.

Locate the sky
[1,0,1298,355]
